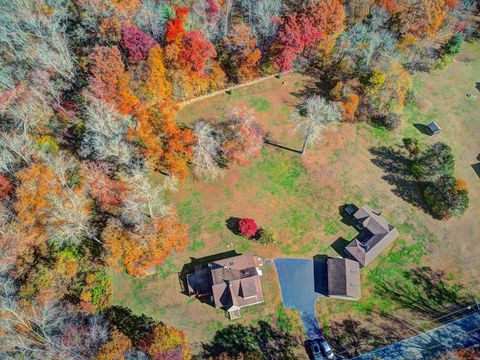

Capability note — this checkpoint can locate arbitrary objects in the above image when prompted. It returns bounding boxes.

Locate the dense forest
[0,0,478,358]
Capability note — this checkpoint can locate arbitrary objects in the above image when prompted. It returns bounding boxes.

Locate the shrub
[239,218,258,238]
[403,137,420,157]
[257,228,278,245]
[372,113,401,130]
[444,34,462,56]
[424,176,469,219]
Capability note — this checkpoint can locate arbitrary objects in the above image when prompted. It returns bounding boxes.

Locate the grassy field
[112,42,480,353]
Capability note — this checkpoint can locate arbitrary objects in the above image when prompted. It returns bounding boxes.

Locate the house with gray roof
[327,257,361,300]
[345,205,399,267]
[186,254,264,319]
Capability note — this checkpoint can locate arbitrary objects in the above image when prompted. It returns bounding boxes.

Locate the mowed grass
[111,42,480,350]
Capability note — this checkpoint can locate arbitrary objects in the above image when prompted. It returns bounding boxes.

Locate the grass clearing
[112,44,480,352]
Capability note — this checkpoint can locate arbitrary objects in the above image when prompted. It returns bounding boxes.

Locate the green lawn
[111,42,480,351]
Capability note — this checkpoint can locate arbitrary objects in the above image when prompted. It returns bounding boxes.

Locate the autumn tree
[102,211,188,278]
[96,327,133,360]
[140,323,191,359]
[84,170,126,214]
[309,0,345,55]
[87,45,126,104]
[0,174,12,200]
[224,25,262,82]
[130,105,195,180]
[273,11,323,71]
[166,6,189,42]
[222,107,265,166]
[121,26,157,64]
[144,45,172,105]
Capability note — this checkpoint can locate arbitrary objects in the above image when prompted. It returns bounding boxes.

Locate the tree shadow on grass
[200,320,300,360]
[104,305,156,345]
[326,317,385,357]
[369,146,429,214]
[375,266,471,320]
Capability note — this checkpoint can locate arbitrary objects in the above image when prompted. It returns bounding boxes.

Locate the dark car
[309,340,324,360]
[319,339,335,359]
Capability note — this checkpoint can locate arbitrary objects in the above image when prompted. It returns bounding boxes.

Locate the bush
[403,137,420,157]
[257,228,278,245]
[371,113,401,130]
[424,176,469,219]
[444,34,462,56]
[239,218,258,238]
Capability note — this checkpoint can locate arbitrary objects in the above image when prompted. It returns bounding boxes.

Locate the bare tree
[292,96,342,149]
[193,121,223,181]
[0,131,35,174]
[0,0,75,95]
[241,0,282,49]
[120,170,176,226]
[80,95,135,167]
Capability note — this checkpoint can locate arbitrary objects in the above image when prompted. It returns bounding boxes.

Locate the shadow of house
[178,250,240,295]
[181,253,265,319]
[471,163,480,178]
[313,254,328,296]
[330,237,351,258]
[413,123,431,135]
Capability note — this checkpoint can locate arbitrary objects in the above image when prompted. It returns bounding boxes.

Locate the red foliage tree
[166,6,189,42]
[88,172,126,213]
[0,174,13,200]
[179,30,217,73]
[239,218,258,238]
[121,26,157,63]
[273,11,323,71]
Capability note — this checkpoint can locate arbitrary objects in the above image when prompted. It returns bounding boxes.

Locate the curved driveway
[273,258,328,339]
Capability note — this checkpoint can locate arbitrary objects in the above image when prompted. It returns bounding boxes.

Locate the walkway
[273,258,328,340]
[352,311,480,360]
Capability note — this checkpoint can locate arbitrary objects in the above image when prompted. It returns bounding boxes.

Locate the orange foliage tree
[129,104,195,180]
[96,327,133,360]
[310,0,345,55]
[226,24,262,82]
[102,211,188,278]
[144,45,172,105]
[140,323,191,360]
[341,93,359,121]
[398,0,457,38]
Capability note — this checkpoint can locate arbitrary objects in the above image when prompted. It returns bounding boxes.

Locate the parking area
[273,257,328,340]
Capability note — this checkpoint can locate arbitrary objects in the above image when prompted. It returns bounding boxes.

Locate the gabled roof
[209,254,264,309]
[327,257,360,299]
[346,205,399,267]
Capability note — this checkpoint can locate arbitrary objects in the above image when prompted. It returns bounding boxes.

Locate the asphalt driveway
[273,258,328,339]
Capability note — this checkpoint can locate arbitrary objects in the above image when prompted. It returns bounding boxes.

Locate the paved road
[352,311,480,360]
[273,258,328,339]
